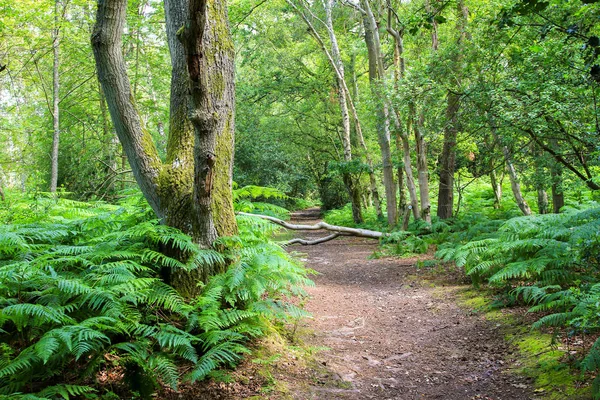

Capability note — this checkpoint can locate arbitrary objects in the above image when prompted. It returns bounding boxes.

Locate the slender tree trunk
[489,120,531,216]
[490,168,502,209]
[537,189,548,214]
[323,0,362,224]
[426,0,439,51]
[410,103,431,223]
[534,148,548,214]
[50,0,61,193]
[387,12,419,222]
[551,164,564,213]
[505,152,532,216]
[437,0,468,220]
[361,0,397,226]
[437,92,459,219]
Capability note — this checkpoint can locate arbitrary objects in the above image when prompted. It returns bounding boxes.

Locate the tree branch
[237,212,386,239]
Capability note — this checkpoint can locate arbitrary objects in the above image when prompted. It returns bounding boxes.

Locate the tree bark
[537,189,548,214]
[410,103,431,223]
[50,0,61,193]
[437,92,459,219]
[322,0,363,224]
[436,0,468,220]
[92,0,237,296]
[505,151,532,216]
[490,168,502,209]
[238,212,387,239]
[551,164,564,213]
[361,0,397,227]
[386,10,419,223]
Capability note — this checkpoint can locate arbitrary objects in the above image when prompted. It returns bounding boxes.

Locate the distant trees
[1,0,599,230]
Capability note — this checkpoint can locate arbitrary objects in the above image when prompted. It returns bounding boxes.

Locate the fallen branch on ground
[237,212,387,245]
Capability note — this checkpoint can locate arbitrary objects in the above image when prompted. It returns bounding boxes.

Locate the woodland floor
[177,208,539,399]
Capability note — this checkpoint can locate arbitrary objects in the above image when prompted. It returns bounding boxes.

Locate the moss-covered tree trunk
[92,0,237,298]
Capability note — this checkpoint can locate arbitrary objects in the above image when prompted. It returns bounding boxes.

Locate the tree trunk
[92,0,237,297]
[437,92,459,219]
[410,103,431,223]
[436,1,468,220]
[490,168,502,209]
[537,189,548,214]
[534,148,548,214]
[387,12,419,223]
[323,0,363,224]
[361,0,397,227]
[551,164,564,213]
[488,115,530,216]
[426,0,439,51]
[505,153,532,216]
[50,0,61,193]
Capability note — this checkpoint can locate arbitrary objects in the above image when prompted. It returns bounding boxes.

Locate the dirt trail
[286,208,534,400]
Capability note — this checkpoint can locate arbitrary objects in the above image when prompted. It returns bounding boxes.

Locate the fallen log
[236,212,387,245]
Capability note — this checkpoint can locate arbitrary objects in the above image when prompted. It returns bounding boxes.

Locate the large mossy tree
[92,0,237,296]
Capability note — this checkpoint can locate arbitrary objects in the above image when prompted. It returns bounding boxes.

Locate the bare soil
[279,208,535,400]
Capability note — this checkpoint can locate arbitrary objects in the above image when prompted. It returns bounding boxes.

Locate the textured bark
[410,103,431,223]
[50,0,61,193]
[387,11,419,223]
[92,0,237,296]
[551,164,564,213]
[437,1,468,220]
[505,152,532,216]
[92,0,163,214]
[361,0,397,226]
[490,168,502,209]
[437,92,459,219]
[323,0,363,224]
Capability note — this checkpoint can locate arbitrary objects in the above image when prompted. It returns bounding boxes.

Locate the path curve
[287,208,534,400]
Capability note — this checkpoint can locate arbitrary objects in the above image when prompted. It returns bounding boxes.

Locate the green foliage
[0,193,312,398]
[438,204,600,396]
[439,206,600,288]
[233,184,291,219]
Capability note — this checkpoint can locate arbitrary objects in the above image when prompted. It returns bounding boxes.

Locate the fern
[0,191,312,397]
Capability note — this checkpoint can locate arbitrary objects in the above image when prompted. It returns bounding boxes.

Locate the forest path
[284,208,534,400]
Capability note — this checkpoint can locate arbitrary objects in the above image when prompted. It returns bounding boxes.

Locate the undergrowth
[0,191,312,399]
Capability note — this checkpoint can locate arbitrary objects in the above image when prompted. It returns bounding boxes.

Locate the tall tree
[92,0,237,296]
[360,0,397,226]
[437,0,469,219]
[50,0,63,193]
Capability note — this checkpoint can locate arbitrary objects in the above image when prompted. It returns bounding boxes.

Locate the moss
[165,104,194,164]
[211,110,237,237]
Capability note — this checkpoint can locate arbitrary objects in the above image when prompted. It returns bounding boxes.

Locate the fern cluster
[437,205,600,395]
[437,206,600,287]
[0,193,312,399]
